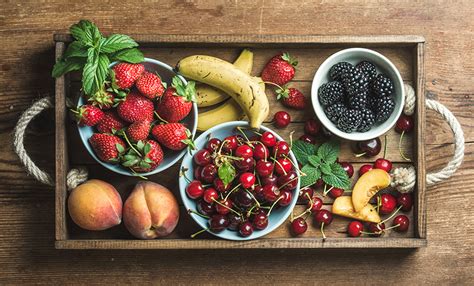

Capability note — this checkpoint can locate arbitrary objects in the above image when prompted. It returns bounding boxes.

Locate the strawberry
[87,87,115,110]
[89,133,126,163]
[112,63,145,89]
[117,92,154,123]
[96,111,126,133]
[261,52,298,86]
[73,104,104,126]
[151,123,195,151]
[276,86,306,110]
[122,140,163,172]
[156,76,195,122]
[136,71,165,99]
[126,120,151,142]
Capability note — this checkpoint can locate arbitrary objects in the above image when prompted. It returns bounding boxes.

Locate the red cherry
[252,213,268,230]
[206,138,222,152]
[359,164,373,176]
[374,158,393,172]
[239,172,256,189]
[395,115,414,133]
[368,222,385,237]
[235,144,253,158]
[186,180,204,199]
[273,111,291,128]
[314,178,324,188]
[277,170,298,191]
[304,118,320,136]
[235,157,255,171]
[314,210,333,238]
[200,164,218,183]
[379,193,397,214]
[307,196,323,213]
[213,178,229,193]
[291,217,308,236]
[239,221,254,237]
[253,143,269,160]
[275,158,292,175]
[278,190,292,206]
[393,215,409,232]
[260,131,277,147]
[299,134,315,144]
[215,199,233,215]
[329,187,344,198]
[203,187,218,204]
[397,193,413,212]
[209,214,229,232]
[262,184,279,202]
[261,174,277,186]
[223,135,238,152]
[194,149,212,166]
[347,221,363,237]
[253,185,265,201]
[194,166,203,180]
[273,141,290,158]
[339,162,354,178]
[197,199,215,216]
[256,160,274,177]
[298,187,314,203]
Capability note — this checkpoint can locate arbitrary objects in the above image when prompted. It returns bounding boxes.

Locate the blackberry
[357,108,376,132]
[329,62,353,81]
[318,81,344,106]
[341,66,370,96]
[325,102,347,124]
[374,96,395,122]
[356,61,377,82]
[371,74,394,97]
[337,109,362,133]
[348,90,369,109]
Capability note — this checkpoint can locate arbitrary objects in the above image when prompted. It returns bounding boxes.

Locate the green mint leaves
[52,19,144,96]
[292,140,350,190]
[218,161,236,186]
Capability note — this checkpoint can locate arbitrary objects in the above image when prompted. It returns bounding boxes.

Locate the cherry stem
[154,111,169,124]
[245,190,261,209]
[383,134,388,159]
[380,205,403,225]
[121,131,141,156]
[267,196,283,217]
[180,167,191,183]
[323,185,334,196]
[354,152,366,158]
[187,209,209,219]
[255,141,268,161]
[236,126,253,146]
[320,222,326,240]
[129,168,148,180]
[224,183,241,201]
[221,154,243,161]
[217,139,228,155]
[262,81,284,90]
[383,224,401,231]
[399,131,411,161]
[376,195,381,214]
[292,208,311,221]
[283,155,304,175]
[277,177,298,191]
[271,157,287,176]
[289,131,295,149]
[212,199,240,216]
[190,228,208,238]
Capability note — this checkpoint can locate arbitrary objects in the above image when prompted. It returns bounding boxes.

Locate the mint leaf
[100,34,139,54]
[110,48,144,63]
[52,57,85,78]
[317,141,339,164]
[292,140,317,165]
[70,20,102,47]
[96,53,110,90]
[64,41,88,58]
[322,163,351,190]
[308,155,321,168]
[320,162,332,175]
[300,165,321,188]
[82,48,99,95]
[218,161,236,186]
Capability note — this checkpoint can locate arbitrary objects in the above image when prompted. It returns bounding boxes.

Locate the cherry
[239,221,254,237]
[186,180,204,199]
[339,162,354,178]
[314,178,324,188]
[234,190,254,208]
[209,214,229,232]
[353,137,382,157]
[194,149,212,166]
[347,221,364,237]
[273,111,291,128]
[307,196,323,213]
[239,172,256,189]
[222,135,238,152]
[200,164,218,183]
[359,164,373,176]
[253,185,265,201]
[215,199,233,215]
[261,174,277,186]
[235,144,253,158]
[278,190,293,206]
[368,222,385,237]
[253,144,269,160]
[277,171,298,191]
[235,157,255,171]
[203,187,218,204]
[291,217,308,236]
[304,118,321,136]
[194,166,203,181]
[256,160,274,177]
[206,138,222,152]
[263,184,279,202]
[393,215,409,232]
[273,141,290,158]
[275,158,292,175]
[299,134,315,144]
[395,115,414,133]
[260,131,277,147]
[213,178,229,193]
[252,212,268,230]
[314,209,333,239]
[379,193,397,214]
[374,158,392,172]
[397,193,413,212]
[197,199,215,216]
[227,213,243,231]
[298,187,314,203]
[329,187,344,198]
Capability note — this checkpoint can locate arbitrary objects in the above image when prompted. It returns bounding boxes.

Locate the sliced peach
[332,196,381,223]
[352,169,391,212]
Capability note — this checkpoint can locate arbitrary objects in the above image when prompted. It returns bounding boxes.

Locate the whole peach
[123,181,179,239]
[68,179,122,231]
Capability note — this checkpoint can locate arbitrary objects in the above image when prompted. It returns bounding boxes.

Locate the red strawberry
[151,123,195,151]
[261,52,298,86]
[123,140,164,173]
[126,120,151,142]
[89,133,125,163]
[117,92,154,123]
[73,104,104,126]
[136,71,165,99]
[156,76,195,122]
[112,63,145,89]
[276,87,306,110]
[96,111,126,133]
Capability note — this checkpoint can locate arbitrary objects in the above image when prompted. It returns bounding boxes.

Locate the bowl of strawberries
[75,58,198,176]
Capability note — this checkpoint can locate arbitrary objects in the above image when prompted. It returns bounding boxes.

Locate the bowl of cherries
[179,121,300,240]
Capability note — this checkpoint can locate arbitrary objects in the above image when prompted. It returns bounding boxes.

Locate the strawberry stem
[399,131,411,161]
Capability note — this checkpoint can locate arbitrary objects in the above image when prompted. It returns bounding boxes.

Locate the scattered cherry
[307,196,323,213]
[359,164,373,176]
[239,221,254,237]
[339,162,354,178]
[304,118,320,136]
[215,199,233,215]
[206,138,222,152]
[256,160,274,177]
[273,111,291,128]
[278,190,292,206]
[273,141,290,158]
[368,222,385,237]
[186,180,204,199]
[353,137,382,157]
[253,143,269,160]
[379,193,397,215]
[347,221,364,237]
[329,187,344,198]
[291,217,308,236]
[298,187,314,203]
[397,193,413,212]
[209,214,230,232]
[314,209,333,240]
[275,158,292,175]
[194,149,212,166]
[260,131,277,147]
[200,164,218,183]
[235,144,253,158]
[374,158,392,172]
[299,134,315,144]
[203,187,218,204]
[197,199,215,216]
[393,215,410,232]
[395,115,414,133]
[239,172,256,189]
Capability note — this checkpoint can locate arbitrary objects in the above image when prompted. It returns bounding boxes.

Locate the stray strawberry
[156,76,195,122]
[117,92,154,123]
[89,133,126,163]
[72,105,104,126]
[276,86,306,110]
[112,63,145,89]
[96,111,126,133]
[126,120,151,142]
[151,123,195,151]
[136,71,166,99]
[122,140,163,172]
[261,52,298,86]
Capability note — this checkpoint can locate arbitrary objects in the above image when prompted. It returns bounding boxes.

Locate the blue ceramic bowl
[77,58,198,177]
[179,121,300,241]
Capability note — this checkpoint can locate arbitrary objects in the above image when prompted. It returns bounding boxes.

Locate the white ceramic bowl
[311,48,405,141]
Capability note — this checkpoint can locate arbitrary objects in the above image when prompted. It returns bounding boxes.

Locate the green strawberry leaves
[281,52,298,67]
[172,76,197,102]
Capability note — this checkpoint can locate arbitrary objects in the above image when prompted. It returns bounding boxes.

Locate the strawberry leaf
[281,52,298,67]
[122,158,140,167]
[100,34,139,54]
[115,143,125,153]
[143,142,151,155]
[139,161,151,169]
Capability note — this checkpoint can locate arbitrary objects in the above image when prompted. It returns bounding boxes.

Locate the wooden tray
[54,34,426,249]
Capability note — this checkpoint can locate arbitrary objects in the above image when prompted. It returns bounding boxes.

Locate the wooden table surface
[1,1,473,284]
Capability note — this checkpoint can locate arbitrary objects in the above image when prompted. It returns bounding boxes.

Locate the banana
[196,49,253,107]
[177,55,269,129]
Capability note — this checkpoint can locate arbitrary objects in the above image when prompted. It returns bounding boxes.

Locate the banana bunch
[177,50,269,130]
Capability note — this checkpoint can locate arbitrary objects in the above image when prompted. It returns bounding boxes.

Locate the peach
[332,196,381,223]
[68,179,122,231]
[123,181,179,239]
[352,169,391,212]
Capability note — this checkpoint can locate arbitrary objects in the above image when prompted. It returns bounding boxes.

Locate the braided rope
[403,83,416,115]
[13,97,88,190]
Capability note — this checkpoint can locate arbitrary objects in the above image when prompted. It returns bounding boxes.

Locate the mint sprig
[52,19,144,96]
